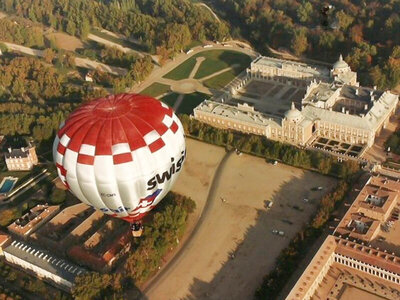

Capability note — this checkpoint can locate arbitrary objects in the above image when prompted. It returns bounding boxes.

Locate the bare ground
[145,139,337,300]
[46,32,83,51]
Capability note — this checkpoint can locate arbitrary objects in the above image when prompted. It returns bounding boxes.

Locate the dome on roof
[284,102,302,121]
[333,54,349,69]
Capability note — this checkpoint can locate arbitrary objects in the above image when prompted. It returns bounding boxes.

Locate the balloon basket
[131,222,144,238]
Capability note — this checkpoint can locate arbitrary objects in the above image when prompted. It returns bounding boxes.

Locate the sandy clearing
[171,138,226,223]
[146,144,337,300]
[46,32,83,51]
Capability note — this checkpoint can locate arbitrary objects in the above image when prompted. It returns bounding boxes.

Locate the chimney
[355,88,359,96]
[342,107,346,113]
[364,104,368,110]
[373,85,377,90]
[21,147,25,152]
[370,90,373,96]
[8,147,11,153]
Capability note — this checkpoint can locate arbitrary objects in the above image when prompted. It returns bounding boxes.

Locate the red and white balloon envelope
[53,93,186,235]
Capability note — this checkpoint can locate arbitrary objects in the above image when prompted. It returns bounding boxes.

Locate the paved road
[196,3,221,23]
[2,41,127,76]
[142,150,234,297]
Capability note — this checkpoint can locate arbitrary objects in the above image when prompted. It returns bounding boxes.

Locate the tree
[50,188,67,204]
[335,10,354,31]
[297,1,313,24]
[350,24,364,44]
[73,272,112,300]
[163,23,192,53]
[43,48,56,64]
[66,20,76,36]
[291,30,308,56]
[392,46,400,59]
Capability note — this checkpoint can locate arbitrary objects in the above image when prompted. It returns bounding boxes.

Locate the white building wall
[3,251,73,289]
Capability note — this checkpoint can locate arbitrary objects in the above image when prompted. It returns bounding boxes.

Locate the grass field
[140,82,171,97]
[203,69,237,89]
[160,92,208,114]
[177,92,209,115]
[164,50,251,81]
[194,50,251,79]
[164,58,198,80]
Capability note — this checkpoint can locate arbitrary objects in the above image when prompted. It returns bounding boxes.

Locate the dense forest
[0,54,107,143]
[205,0,400,89]
[0,0,230,55]
[0,17,44,48]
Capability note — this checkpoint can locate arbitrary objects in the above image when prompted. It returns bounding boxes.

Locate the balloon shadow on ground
[178,170,337,300]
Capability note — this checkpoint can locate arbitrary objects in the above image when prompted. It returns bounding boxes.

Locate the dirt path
[189,57,205,79]
[2,41,127,76]
[87,33,142,56]
[142,149,234,297]
[196,3,221,23]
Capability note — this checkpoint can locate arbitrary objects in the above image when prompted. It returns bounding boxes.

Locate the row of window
[8,163,31,169]
[197,114,264,134]
[319,124,369,137]
[335,254,400,284]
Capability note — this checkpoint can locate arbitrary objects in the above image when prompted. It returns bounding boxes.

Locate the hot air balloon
[53,93,186,237]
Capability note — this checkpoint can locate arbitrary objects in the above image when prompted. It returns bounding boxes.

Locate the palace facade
[194,55,398,151]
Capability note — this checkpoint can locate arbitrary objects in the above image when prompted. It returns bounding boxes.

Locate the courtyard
[227,79,306,116]
[311,137,366,157]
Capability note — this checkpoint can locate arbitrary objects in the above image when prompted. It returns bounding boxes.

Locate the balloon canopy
[53,93,186,223]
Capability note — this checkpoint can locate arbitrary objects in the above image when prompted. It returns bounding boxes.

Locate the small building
[5,145,38,171]
[8,204,60,238]
[0,231,11,256]
[85,71,94,82]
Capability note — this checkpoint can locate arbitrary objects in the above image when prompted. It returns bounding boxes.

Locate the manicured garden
[163,58,198,80]
[177,92,209,115]
[140,82,170,97]
[164,49,251,81]
[193,50,251,79]
[203,69,237,89]
[160,92,209,114]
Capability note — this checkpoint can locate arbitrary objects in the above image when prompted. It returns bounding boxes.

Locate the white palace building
[193,55,399,152]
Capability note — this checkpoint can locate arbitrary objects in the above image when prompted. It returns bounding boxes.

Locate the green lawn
[184,40,203,51]
[194,50,251,79]
[163,58,198,80]
[164,49,251,81]
[160,93,180,108]
[160,92,208,114]
[140,82,170,97]
[177,92,209,115]
[203,69,237,89]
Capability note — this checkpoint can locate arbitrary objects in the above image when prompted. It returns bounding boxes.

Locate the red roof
[0,231,10,246]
